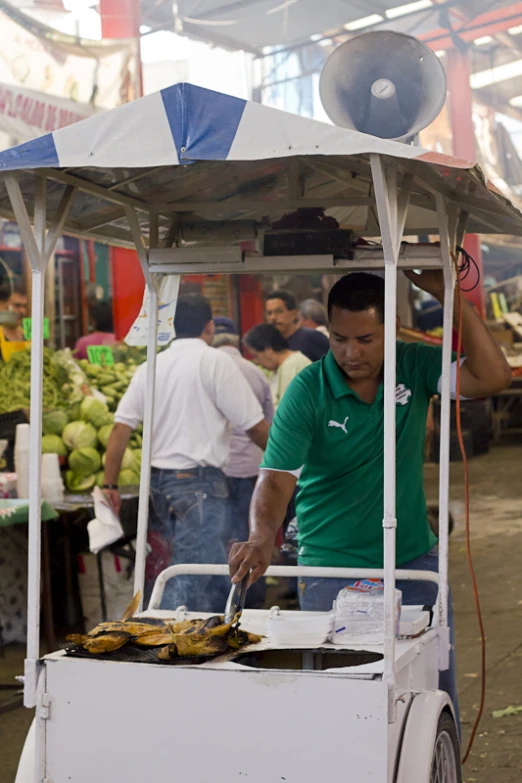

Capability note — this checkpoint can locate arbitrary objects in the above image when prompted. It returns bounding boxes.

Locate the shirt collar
[324,351,384,402]
[169,338,207,350]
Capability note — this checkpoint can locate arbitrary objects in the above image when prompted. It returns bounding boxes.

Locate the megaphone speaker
[319,30,447,141]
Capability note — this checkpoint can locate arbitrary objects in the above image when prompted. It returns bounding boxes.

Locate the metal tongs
[224,575,249,625]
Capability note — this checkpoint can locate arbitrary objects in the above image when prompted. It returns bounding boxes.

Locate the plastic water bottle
[331,580,402,645]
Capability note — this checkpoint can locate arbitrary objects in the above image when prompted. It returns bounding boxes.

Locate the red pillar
[99,0,143,97]
[110,247,144,340]
[446,48,485,316]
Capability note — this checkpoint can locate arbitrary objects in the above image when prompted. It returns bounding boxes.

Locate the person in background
[8,283,28,330]
[74,301,116,361]
[299,298,329,338]
[0,282,25,349]
[103,294,270,613]
[213,316,274,608]
[265,289,328,362]
[244,323,311,409]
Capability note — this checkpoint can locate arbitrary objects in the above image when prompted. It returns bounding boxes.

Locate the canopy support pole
[370,155,410,724]
[126,207,159,610]
[435,197,468,672]
[3,175,75,710]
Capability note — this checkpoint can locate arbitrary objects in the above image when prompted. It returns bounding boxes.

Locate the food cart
[3,79,522,783]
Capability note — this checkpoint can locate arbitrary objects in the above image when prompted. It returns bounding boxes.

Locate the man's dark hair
[328,273,385,322]
[91,301,114,333]
[174,293,212,338]
[244,323,289,353]
[265,289,297,311]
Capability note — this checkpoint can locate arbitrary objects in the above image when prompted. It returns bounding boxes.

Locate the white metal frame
[148,563,440,611]
[2,154,461,738]
[3,175,75,709]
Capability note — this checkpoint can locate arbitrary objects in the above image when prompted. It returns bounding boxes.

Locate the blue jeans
[298,547,460,733]
[148,466,230,613]
[226,476,266,610]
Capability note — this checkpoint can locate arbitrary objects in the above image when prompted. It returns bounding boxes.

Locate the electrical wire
[453,252,487,765]
[456,245,481,292]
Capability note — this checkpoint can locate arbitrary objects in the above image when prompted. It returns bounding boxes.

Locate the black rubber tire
[430,711,462,783]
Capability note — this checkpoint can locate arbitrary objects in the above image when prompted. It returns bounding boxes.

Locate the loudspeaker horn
[319,30,447,142]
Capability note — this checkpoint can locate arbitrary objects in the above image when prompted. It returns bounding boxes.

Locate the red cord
[453,262,487,764]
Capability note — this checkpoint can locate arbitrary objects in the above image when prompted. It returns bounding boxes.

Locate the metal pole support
[3,175,75,710]
[370,155,411,723]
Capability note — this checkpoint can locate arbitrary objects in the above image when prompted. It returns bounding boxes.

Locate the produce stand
[2,82,522,782]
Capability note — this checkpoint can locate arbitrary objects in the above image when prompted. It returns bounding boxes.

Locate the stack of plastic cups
[14,423,30,500]
[41,453,64,504]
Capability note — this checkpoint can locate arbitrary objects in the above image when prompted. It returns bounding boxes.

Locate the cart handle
[147,564,439,611]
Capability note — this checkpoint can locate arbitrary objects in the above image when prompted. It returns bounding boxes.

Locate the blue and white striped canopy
[0,83,521,244]
[0,82,437,171]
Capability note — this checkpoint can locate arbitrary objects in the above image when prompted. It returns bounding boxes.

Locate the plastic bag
[124,275,180,347]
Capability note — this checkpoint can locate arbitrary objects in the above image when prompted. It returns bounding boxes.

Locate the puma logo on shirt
[328,416,349,435]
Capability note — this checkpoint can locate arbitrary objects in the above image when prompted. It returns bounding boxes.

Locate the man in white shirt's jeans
[103,294,269,612]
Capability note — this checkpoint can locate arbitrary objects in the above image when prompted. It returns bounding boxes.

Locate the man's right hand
[229,539,273,585]
[102,488,122,515]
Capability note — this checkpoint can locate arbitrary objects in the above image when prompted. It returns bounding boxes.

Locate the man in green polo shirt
[230,270,511,722]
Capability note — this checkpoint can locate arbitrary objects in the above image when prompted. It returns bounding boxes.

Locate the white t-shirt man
[115,338,264,470]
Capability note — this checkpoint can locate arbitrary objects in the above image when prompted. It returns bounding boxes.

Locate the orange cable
[452,256,487,765]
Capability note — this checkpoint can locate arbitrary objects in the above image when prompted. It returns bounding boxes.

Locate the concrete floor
[1,442,521,782]
[425,443,522,782]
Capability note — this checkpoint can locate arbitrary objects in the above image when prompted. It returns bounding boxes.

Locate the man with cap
[214,316,274,607]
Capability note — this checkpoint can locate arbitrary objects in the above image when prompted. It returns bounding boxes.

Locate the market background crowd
[103,286,330,612]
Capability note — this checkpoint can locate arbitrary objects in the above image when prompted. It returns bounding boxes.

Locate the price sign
[87,345,115,366]
[23,318,49,340]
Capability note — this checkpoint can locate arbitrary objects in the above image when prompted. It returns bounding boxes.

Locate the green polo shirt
[261,342,442,569]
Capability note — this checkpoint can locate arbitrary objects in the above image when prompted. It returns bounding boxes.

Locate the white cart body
[2,82,522,783]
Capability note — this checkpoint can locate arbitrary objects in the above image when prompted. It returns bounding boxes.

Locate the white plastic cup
[41,453,61,482]
[41,479,64,504]
[15,423,30,450]
[15,429,30,500]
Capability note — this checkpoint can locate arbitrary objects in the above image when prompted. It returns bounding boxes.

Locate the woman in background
[74,301,116,361]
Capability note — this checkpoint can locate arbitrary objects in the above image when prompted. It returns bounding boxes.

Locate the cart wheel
[430,712,462,783]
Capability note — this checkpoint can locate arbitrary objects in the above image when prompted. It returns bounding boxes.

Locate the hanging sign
[87,345,115,366]
[22,317,49,340]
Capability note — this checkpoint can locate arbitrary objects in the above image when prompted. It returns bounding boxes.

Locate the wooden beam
[150,196,377,213]
[32,168,148,210]
[75,206,127,231]
[107,166,164,192]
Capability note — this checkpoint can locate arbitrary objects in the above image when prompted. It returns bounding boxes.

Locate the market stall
[2,79,522,783]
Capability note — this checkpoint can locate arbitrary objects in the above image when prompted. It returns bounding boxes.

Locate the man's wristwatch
[102,483,118,490]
